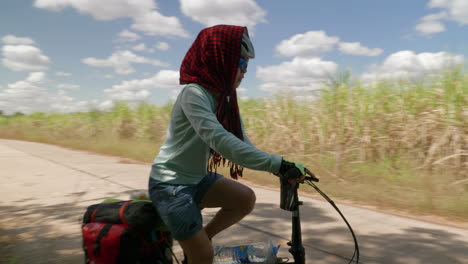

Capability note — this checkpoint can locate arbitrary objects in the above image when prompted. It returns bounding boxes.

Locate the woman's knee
[240,186,256,214]
[200,178,256,214]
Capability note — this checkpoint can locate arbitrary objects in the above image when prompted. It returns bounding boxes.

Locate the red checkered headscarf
[180,25,247,179]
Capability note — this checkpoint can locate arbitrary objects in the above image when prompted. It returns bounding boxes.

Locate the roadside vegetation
[1,68,467,221]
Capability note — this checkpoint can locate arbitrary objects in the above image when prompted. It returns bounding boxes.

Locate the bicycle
[194,168,359,264]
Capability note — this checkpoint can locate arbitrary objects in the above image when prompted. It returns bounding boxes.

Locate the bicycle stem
[287,184,305,264]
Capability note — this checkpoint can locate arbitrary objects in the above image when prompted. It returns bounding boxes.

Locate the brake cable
[303,176,360,264]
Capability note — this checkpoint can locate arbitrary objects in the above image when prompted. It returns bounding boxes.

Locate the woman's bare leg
[178,228,213,264]
[199,177,256,239]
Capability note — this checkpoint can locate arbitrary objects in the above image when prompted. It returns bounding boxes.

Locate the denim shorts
[148,173,223,240]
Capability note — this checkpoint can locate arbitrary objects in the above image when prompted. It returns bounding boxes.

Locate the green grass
[7,257,18,264]
[1,68,467,221]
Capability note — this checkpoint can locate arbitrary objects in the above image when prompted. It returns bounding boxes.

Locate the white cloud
[415,19,446,35]
[0,79,45,114]
[237,87,247,94]
[421,11,448,21]
[82,50,170,75]
[339,42,383,56]
[260,30,384,93]
[415,0,468,35]
[48,92,92,113]
[34,0,154,20]
[361,50,464,82]
[415,12,448,35]
[133,43,149,52]
[180,0,267,33]
[57,83,80,90]
[26,72,47,83]
[2,35,36,45]
[131,11,189,37]
[56,71,72,76]
[2,44,50,71]
[0,72,89,114]
[104,70,180,103]
[107,88,150,102]
[276,31,339,58]
[34,0,189,37]
[117,30,141,42]
[429,0,468,24]
[155,42,170,51]
[111,70,180,91]
[256,57,338,93]
[97,100,114,111]
[132,43,155,53]
[236,87,249,100]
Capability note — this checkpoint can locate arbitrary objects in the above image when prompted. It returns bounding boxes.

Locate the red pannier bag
[82,222,140,264]
[82,200,173,264]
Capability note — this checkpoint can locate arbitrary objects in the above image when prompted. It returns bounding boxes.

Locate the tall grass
[243,68,467,217]
[0,102,173,162]
[1,69,467,220]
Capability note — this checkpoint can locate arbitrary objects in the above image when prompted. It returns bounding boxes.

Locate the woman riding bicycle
[148,24,306,264]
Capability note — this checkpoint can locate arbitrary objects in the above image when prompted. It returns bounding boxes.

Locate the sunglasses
[239,58,248,72]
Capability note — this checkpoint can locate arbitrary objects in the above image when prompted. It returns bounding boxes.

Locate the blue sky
[0,0,466,114]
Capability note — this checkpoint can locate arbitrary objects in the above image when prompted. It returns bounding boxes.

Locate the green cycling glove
[277,159,305,180]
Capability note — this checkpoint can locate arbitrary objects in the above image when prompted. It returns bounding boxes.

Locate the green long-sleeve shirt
[150,83,282,184]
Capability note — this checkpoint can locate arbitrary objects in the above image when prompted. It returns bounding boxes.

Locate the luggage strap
[119,201,130,226]
[93,223,113,257]
[90,200,131,225]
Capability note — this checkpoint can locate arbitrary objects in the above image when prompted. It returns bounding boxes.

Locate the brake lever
[303,168,319,183]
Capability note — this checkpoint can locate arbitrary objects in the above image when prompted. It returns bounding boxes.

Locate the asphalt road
[1,139,468,264]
